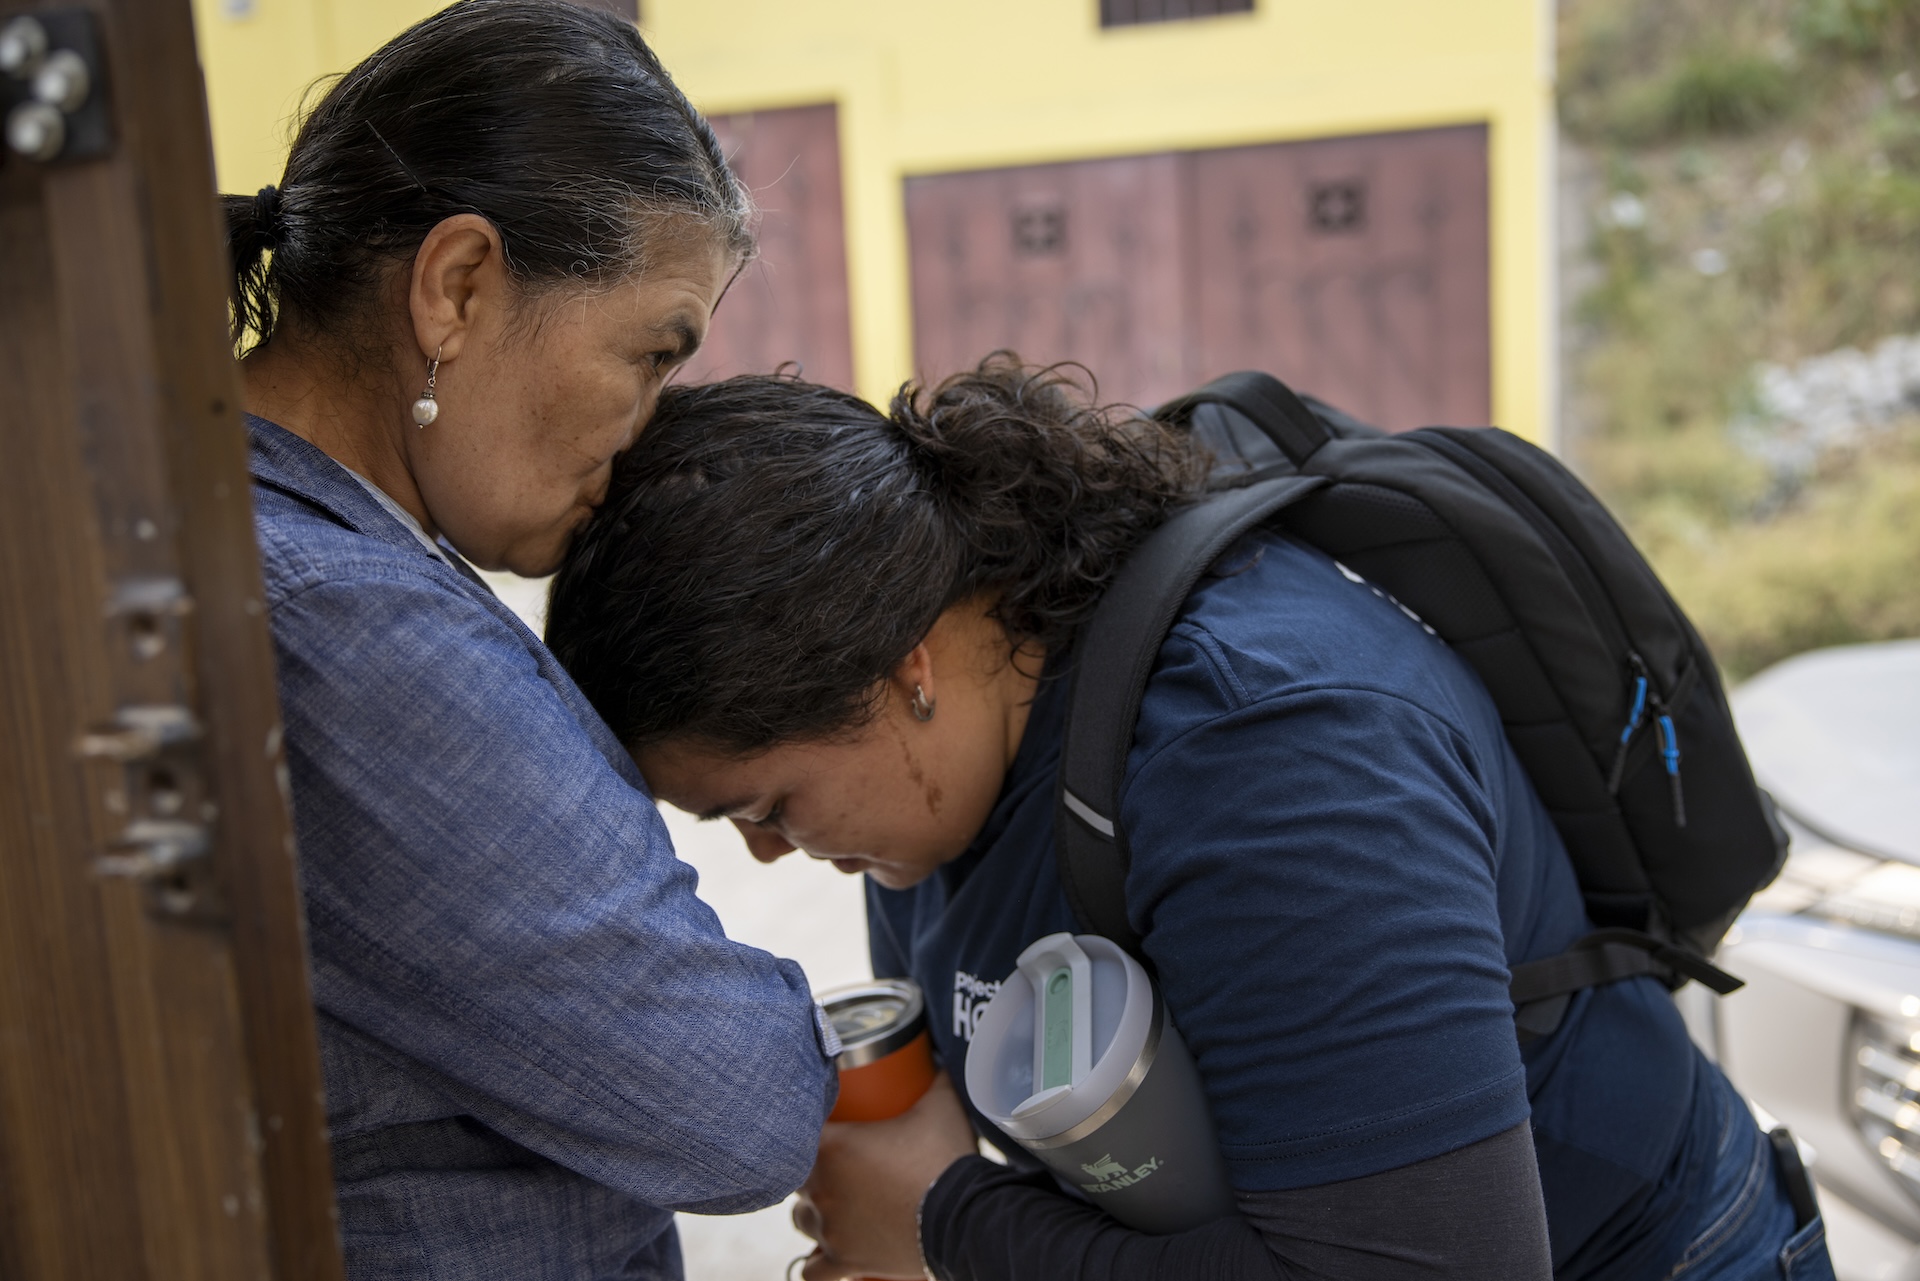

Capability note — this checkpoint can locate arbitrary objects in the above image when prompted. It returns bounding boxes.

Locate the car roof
[1730,639,1920,864]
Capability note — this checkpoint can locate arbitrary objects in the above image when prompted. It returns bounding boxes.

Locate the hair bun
[253,185,286,245]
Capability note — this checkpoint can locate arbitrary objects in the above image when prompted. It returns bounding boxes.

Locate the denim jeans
[1663,1071,1836,1281]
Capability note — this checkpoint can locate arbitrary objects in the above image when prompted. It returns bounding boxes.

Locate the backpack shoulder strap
[1056,473,1325,955]
[1155,371,1335,464]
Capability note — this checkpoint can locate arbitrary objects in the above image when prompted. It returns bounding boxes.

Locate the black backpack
[1053,372,1788,1040]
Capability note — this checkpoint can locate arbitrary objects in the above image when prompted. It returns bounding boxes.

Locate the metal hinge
[1,9,112,165]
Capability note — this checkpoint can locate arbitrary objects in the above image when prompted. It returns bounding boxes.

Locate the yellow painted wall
[191,0,436,189]
[192,0,1556,442]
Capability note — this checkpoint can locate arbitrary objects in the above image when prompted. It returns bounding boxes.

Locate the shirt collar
[941,658,1072,890]
[341,466,452,567]
[245,413,458,568]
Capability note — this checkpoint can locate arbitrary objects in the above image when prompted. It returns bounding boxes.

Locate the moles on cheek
[639,715,987,890]
[887,717,943,817]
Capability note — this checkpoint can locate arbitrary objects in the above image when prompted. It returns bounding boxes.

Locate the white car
[1694,640,1920,1281]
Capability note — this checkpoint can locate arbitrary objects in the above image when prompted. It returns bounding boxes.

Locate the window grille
[1012,203,1069,257]
[1308,180,1368,234]
[1101,0,1253,28]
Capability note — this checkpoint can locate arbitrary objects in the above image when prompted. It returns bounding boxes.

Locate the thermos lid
[964,933,1159,1143]
[816,978,926,1069]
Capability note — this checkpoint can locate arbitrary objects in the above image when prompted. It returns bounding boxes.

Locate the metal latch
[96,818,210,881]
[108,576,194,663]
[76,704,201,762]
[76,703,224,921]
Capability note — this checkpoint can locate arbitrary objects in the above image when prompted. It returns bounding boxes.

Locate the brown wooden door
[683,103,856,390]
[904,126,1491,430]
[904,153,1189,407]
[1186,126,1490,431]
[0,3,342,1279]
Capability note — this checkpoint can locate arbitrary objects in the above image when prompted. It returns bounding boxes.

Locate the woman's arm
[1119,672,1535,1193]
[797,1082,1549,1280]
[271,571,837,1211]
[922,1157,1277,1280]
[921,1123,1550,1281]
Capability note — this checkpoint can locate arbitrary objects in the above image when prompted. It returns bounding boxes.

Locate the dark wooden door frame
[0,2,342,1278]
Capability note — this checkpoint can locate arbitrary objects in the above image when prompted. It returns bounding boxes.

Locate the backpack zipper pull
[1606,660,1651,793]
[1656,712,1686,828]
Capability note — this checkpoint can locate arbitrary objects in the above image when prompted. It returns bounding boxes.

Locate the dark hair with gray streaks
[221,0,751,353]
[546,354,1209,754]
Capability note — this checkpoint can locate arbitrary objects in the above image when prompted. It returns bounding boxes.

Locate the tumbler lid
[964,933,1158,1143]
[816,978,926,1069]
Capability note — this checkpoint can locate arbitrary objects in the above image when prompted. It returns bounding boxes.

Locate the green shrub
[1559,0,1806,144]
[1568,53,1802,145]
[1627,53,1800,141]
[1562,0,1920,678]
[1744,170,1920,350]
[1558,1,1669,141]
[1794,0,1920,59]
[1872,107,1920,174]
[1577,223,1661,331]
[1635,425,1920,679]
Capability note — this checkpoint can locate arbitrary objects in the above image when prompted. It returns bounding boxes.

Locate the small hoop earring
[411,345,442,427]
[911,684,935,722]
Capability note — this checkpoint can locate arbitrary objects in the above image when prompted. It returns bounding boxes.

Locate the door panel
[686,103,856,391]
[904,127,1490,429]
[1187,126,1490,430]
[904,153,1187,408]
[0,2,342,1278]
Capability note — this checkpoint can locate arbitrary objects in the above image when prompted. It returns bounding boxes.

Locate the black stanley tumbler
[963,932,1235,1233]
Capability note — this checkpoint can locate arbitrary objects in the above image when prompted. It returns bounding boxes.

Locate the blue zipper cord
[1622,677,1649,743]
[1657,713,1687,828]
[1606,672,1652,793]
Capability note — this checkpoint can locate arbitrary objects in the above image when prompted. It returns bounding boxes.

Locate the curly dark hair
[546,355,1208,753]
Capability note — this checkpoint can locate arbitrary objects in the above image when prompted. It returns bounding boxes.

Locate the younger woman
[547,360,1832,1280]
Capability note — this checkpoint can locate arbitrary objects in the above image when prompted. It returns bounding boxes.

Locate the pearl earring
[411,346,442,427]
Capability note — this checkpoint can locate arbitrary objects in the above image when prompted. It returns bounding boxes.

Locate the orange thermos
[811,980,938,1281]
[818,978,935,1122]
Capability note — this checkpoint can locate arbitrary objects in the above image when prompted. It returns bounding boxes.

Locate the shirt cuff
[812,1000,844,1059]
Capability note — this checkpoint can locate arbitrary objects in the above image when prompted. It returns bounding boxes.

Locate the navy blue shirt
[870,530,1706,1272]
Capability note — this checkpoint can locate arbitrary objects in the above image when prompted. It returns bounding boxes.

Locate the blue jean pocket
[1779,1215,1836,1281]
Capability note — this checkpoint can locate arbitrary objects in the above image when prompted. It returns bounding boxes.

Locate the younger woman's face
[637,606,1043,891]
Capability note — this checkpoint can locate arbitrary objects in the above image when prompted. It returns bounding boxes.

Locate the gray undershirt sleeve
[1239,1121,1552,1279]
[920,1122,1552,1281]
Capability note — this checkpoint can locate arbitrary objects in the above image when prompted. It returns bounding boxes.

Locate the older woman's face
[410,232,730,576]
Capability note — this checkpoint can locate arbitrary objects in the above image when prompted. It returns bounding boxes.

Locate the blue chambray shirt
[247,417,838,1279]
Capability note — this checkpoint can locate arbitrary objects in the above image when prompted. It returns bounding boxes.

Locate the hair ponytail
[547,355,1208,753]
[224,186,285,349]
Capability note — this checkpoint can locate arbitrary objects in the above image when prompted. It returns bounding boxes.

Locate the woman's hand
[794,1071,978,1280]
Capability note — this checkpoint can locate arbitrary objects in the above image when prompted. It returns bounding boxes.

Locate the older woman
[546,361,1835,1281]
[229,4,836,1276]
